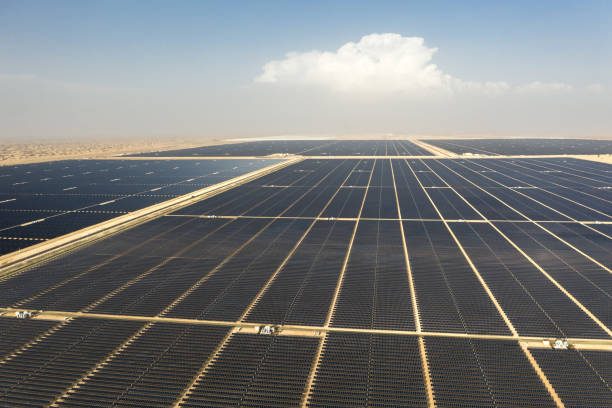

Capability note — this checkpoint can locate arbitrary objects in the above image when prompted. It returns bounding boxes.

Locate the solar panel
[0,319,58,359]
[0,148,610,407]
[129,140,433,157]
[423,138,612,155]
[0,159,283,254]
[331,220,416,330]
[179,334,318,407]
[404,220,510,335]
[0,318,144,406]
[56,323,229,407]
[245,220,354,326]
[450,222,598,337]
[426,337,556,407]
[532,348,612,407]
[308,333,427,407]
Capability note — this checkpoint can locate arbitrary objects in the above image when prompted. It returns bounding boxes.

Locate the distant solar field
[129,139,432,156]
[424,138,612,155]
[0,151,610,406]
[0,159,281,254]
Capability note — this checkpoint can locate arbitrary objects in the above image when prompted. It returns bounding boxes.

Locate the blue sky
[1,1,610,139]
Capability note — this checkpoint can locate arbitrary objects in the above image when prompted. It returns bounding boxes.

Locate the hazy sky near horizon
[1,1,611,140]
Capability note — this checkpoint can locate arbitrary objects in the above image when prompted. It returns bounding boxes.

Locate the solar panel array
[0,159,281,254]
[129,140,432,157]
[424,138,612,155]
[0,147,611,406]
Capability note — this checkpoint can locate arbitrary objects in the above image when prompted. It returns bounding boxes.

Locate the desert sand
[575,154,612,165]
[0,138,223,166]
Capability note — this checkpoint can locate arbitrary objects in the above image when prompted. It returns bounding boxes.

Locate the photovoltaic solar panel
[179,333,318,407]
[360,187,399,219]
[56,323,229,407]
[0,151,610,407]
[164,219,311,321]
[0,159,282,254]
[245,220,354,326]
[425,337,556,407]
[331,220,416,330]
[450,222,572,337]
[404,221,510,335]
[0,318,144,406]
[424,188,483,220]
[0,319,58,359]
[0,238,43,255]
[495,222,612,336]
[320,187,366,218]
[579,350,612,387]
[423,138,612,155]
[88,219,270,316]
[531,348,612,407]
[307,332,427,407]
[450,187,526,220]
[589,223,612,237]
[538,187,612,215]
[129,140,433,157]
[476,186,569,221]
[391,160,439,219]
[534,222,611,265]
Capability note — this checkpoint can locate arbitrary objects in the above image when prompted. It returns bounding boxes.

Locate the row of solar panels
[131,140,432,157]
[175,159,611,221]
[0,159,282,255]
[1,157,608,256]
[1,215,610,340]
[0,159,271,188]
[132,138,612,157]
[424,138,612,156]
[0,318,610,407]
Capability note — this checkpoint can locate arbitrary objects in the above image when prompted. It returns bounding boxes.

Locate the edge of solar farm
[0,157,301,279]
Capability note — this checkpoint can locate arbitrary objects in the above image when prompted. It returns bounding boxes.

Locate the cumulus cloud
[255,33,584,96]
[256,33,453,93]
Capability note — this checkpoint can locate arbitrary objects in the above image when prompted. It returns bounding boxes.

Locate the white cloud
[255,33,582,96]
[256,33,455,94]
